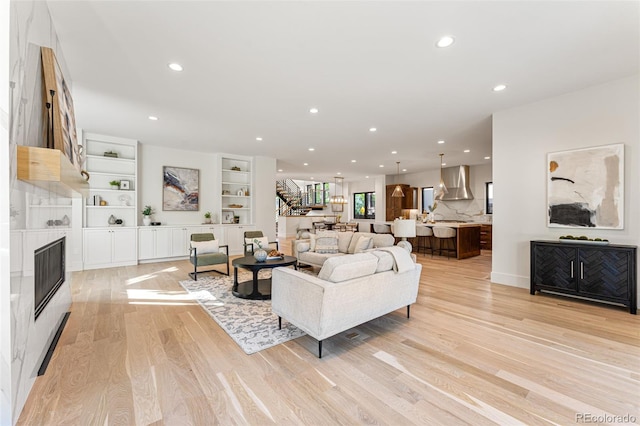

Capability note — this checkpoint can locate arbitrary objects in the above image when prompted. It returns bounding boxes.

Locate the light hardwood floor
[18,239,640,425]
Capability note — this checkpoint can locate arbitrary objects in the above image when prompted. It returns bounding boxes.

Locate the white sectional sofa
[272,247,422,358]
[293,231,396,268]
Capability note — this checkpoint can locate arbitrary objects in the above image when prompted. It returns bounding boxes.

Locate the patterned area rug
[178,271,306,354]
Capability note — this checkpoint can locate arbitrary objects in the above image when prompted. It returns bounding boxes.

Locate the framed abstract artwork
[41,47,82,172]
[163,166,199,211]
[547,143,624,229]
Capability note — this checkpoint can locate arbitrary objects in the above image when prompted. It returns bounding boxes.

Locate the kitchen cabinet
[139,225,213,261]
[83,228,137,269]
[385,184,415,221]
[530,240,637,314]
[480,224,492,250]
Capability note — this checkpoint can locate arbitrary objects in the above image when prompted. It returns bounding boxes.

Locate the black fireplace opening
[34,236,65,320]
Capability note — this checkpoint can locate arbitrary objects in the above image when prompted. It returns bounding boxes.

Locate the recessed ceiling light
[256,137,263,141]
[369,127,377,132]
[365,176,369,179]
[308,148,315,151]
[391,151,397,154]
[351,159,357,163]
[464,149,470,153]
[310,177,314,180]
[337,172,342,175]
[379,164,384,168]
[493,84,507,92]
[484,156,491,160]
[168,63,183,72]
[437,140,445,144]
[277,169,283,172]
[303,163,309,166]
[436,36,455,48]
[402,168,407,172]
[309,107,319,114]
[442,163,446,166]
[148,116,158,121]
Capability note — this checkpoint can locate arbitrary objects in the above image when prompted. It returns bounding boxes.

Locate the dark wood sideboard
[530,240,637,314]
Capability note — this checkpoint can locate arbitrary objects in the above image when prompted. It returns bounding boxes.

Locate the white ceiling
[47,1,639,182]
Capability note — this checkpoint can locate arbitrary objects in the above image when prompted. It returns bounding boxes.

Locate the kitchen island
[418,222,482,259]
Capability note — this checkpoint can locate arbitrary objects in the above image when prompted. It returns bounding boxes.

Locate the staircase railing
[276,179,310,216]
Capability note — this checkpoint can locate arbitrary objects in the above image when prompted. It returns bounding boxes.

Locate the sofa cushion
[367,249,395,273]
[371,233,395,248]
[299,251,345,266]
[348,235,374,254]
[337,231,354,253]
[315,230,339,254]
[354,236,373,253]
[190,239,219,254]
[318,253,378,283]
[309,234,316,252]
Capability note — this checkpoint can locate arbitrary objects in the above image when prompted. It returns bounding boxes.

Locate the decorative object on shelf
[99,200,107,206]
[118,194,131,206]
[559,235,610,245]
[330,176,346,212]
[109,180,120,189]
[61,214,70,226]
[41,46,82,172]
[228,204,243,208]
[222,190,230,195]
[231,166,241,171]
[163,166,199,211]
[394,218,417,252]
[222,211,234,224]
[234,216,240,224]
[115,219,123,225]
[204,211,212,224]
[151,222,161,226]
[142,205,155,226]
[119,180,130,190]
[548,143,624,229]
[252,238,268,262]
[391,162,405,198]
[103,150,118,158]
[436,153,448,200]
[108,214,117,225]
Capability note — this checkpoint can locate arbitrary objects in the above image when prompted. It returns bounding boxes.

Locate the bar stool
[433,227,457,259]
[415,225,433,256]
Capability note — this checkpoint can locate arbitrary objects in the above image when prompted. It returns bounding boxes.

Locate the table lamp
[393,219,416,253]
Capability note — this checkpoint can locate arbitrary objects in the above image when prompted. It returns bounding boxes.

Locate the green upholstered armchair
[243,230,279,256]
[189,233,229,280]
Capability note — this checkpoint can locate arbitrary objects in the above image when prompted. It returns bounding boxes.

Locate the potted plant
[427,202,438,223]
[204,211,212,224]
[141,205,154,226]
[109,180,120,190]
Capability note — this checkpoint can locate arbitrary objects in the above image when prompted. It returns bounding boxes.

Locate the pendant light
[436,153,448,200]
[391,161,405,197]
[330,176,346,204]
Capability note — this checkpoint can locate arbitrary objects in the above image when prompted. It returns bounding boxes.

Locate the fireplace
[34,237,65,320]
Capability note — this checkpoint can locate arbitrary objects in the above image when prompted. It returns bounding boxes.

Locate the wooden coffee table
[232,255,297,300]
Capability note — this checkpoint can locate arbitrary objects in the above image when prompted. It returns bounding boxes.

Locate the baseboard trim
[490,272,529,289]
[38,311,70,376]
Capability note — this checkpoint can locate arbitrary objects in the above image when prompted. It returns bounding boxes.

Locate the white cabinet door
[84,229,115,268]
[154,228,173,258]
[171,228,189,257]
[138,228,156,260]
[112,229,137,264]
[225,225,255,255]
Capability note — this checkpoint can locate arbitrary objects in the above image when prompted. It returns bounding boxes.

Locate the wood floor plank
[16,242,640,425]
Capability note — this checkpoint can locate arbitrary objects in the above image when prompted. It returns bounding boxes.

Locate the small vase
[254,249,268,262]
[108,214,116,225]
[143,215,151,226]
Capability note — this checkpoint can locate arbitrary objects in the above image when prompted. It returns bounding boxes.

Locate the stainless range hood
[440,165,474,200]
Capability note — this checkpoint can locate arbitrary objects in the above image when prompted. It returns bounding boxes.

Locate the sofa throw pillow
[318,253,378,282]
[245,236,269,251]
[190,240,219,254]
[347,234,374,254]
[354,236,373,253]
[315,230,339,254]
[337,231,354,253]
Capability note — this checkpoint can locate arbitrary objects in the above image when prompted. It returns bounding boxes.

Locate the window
[306,184,314,205]
[354,192,375,219]
[421,187,434,213]
[314,183,323,204]
[324,182,330,205]
[486,182,493,214]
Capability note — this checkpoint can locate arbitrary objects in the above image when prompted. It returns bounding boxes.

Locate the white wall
[139,144,220,225]
[492,75,639,302]
[1,0,11,423]
[254,156,276,241]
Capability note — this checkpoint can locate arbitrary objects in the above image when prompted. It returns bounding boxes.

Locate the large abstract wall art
[163,166,199,211]
[547,144,624,229]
